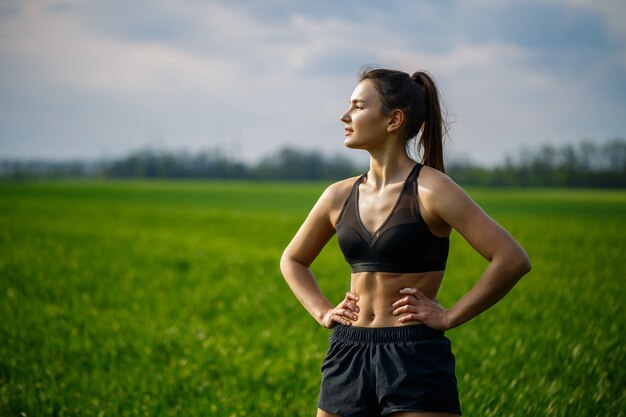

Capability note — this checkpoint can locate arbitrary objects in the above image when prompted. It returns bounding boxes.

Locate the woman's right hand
[321,292,360,328]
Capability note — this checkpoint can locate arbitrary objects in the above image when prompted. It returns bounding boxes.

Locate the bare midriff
[350,271,444,327]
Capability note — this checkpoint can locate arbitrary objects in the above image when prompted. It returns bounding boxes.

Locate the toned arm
[399,167,531,329]
[280,180,360,327]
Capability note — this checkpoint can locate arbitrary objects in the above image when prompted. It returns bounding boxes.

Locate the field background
[1,181,624,416]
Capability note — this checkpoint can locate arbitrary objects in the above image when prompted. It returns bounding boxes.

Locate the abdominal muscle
[350,271,444,327]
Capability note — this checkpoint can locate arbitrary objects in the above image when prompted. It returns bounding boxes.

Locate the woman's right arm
[280,183,360,328]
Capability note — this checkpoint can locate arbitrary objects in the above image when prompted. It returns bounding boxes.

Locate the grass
[0,180,624,416]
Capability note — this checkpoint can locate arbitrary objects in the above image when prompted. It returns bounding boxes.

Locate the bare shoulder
[319,175,360,208]
[417,165,478,226]
[315,175,360,227]
[417,165,467,202]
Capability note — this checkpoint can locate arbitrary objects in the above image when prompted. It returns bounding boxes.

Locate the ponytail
[411,71,446,173]
[360,67,448,173]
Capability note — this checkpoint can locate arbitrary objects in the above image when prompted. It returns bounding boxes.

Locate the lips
[344,127,354,136]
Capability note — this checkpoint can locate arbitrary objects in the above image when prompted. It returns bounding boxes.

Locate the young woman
[280,68,531,417]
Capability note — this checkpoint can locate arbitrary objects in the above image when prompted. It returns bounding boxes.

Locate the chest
[357,182,406,236]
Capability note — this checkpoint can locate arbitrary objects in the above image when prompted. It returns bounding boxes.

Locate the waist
[349,271,443,328]
[331,323,444,344]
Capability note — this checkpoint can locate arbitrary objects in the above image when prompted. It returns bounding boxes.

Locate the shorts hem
[382,407,462,416]
[317,404,350,417]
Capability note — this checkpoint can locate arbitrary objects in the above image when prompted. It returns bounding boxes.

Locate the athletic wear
[319,164,461,416]
[335,163,449,273]
[318,324,461,417]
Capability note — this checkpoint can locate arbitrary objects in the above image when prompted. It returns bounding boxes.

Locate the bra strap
[408,163,423,183]
[335,173,366,226]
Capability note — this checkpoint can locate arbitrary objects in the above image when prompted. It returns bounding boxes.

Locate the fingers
[392,289,432,323]
[345,291,360,303]
[334,308,359,321]
[391,302,425,321]
[392,302,428,324]
[326,307,358,327]
[397,313,421,323]
[337,307,358,321]
[324,292,361,328]
[391,295,417,309]
[393,288,429,310]
[342,292,360,313]
[398,288,427,299]
[329,311,355,326]
[392,303,418,315]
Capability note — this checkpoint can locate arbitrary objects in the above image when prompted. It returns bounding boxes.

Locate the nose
[340,109,351,123]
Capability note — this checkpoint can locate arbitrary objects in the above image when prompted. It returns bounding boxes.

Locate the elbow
[495,246,531,281]
[280,249,308,277]
[279,250,291,276]
[513,250,531,278]
[523,253,532,275]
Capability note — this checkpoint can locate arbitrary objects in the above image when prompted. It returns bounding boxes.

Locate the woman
[280,68,531,417]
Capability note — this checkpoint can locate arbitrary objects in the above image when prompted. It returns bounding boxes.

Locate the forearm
[280,256,334,326]
[445,249,531,329]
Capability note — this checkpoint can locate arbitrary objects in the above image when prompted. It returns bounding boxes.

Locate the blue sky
[1,0,625,165]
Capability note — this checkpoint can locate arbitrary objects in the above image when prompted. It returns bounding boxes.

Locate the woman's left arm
[393,169,531,330]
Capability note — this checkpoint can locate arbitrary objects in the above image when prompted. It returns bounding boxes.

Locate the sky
[1,0,625,166]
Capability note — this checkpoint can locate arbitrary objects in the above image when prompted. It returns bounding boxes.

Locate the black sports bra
[335,163,449,273]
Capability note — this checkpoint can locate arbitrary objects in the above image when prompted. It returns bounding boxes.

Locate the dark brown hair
[359,68,448,172]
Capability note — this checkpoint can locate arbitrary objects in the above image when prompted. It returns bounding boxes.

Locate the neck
[366,151,416,187]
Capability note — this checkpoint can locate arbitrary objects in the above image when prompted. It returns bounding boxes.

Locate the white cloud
[0,0,624,164]
[0,2,246,97]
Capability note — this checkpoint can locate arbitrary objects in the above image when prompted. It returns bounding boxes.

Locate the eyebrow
[351,99,367,105]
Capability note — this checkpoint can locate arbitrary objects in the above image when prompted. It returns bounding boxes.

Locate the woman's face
[340,80,390,150]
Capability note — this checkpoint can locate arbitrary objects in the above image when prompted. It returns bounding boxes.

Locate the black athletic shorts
[318,324,461,417]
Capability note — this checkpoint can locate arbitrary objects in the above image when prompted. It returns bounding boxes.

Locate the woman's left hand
[392,288,449,330]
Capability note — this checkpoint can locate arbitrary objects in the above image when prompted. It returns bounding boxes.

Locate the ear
[386,109,404,133]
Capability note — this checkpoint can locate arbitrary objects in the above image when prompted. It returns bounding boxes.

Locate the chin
[344,139,364,150]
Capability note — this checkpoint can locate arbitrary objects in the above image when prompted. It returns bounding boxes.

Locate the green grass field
[1,181,624,416]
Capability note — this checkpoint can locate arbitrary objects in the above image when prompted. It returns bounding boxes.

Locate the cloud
[0,0,624,164]
[0,2,245,97]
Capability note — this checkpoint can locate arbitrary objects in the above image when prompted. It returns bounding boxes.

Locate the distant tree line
[100,147,362,180]
[1,138,624,187]
[447,138,625,188]
[0,147,362,181]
